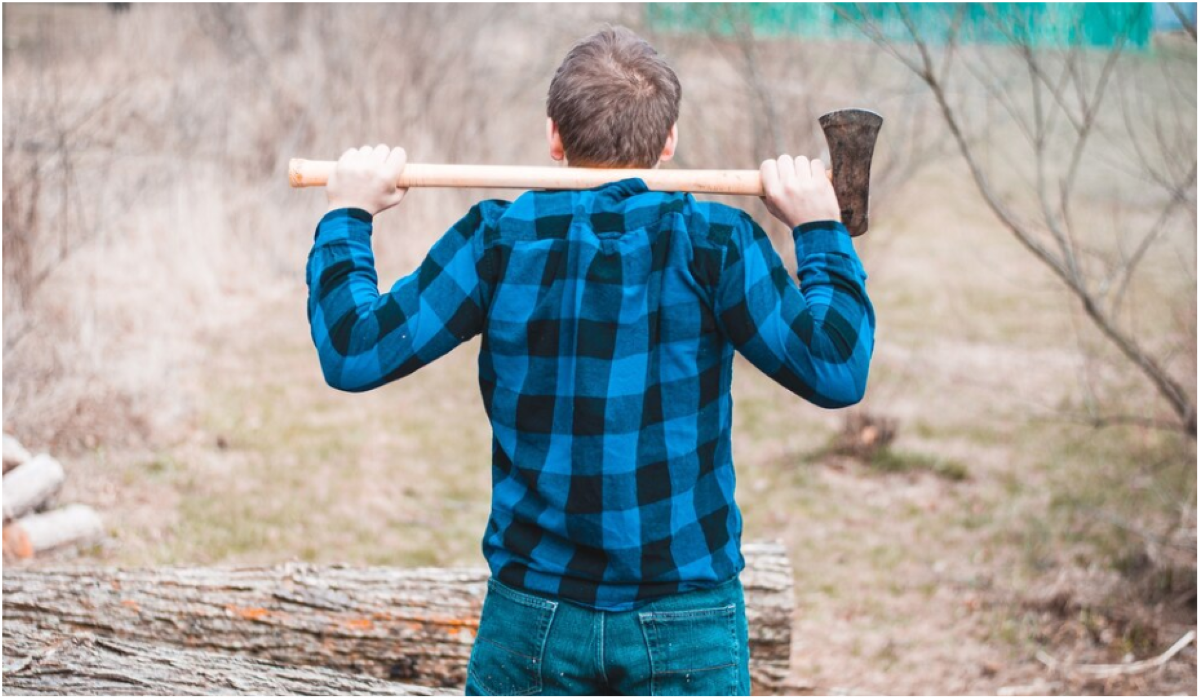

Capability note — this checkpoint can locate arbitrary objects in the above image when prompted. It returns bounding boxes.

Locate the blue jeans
[465,575,751,696]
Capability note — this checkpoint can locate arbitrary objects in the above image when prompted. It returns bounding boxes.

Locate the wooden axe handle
[289,159,833,196]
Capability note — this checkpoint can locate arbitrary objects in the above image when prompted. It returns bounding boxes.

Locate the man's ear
[658,123,679,163]
[547,117,566,163]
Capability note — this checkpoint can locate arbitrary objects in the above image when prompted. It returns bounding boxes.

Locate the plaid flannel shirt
[307,178,875,611]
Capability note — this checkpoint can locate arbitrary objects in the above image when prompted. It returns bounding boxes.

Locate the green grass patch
[866,447,970,481]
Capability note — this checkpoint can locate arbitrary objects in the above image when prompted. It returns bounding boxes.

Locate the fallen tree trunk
[1,621,458,696]
[3,541,793,691]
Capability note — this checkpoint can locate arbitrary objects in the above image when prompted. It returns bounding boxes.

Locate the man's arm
[713,155,875,407]
[305,145,493,392]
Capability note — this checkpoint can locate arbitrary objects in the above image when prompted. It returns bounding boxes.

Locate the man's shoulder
[468,198,513,224]
[448,198,511,245]
[682,199,757,248]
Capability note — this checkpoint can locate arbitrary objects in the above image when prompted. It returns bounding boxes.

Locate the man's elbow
[320,367,358,393]
[771,362,867,408]
[814,329,874,408]
[324,376,373,394]
[811,382,866,409]
[317,351,374,393]
[809,363,869,409]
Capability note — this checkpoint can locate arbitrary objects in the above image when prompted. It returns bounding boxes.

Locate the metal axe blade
[819,108,883,237]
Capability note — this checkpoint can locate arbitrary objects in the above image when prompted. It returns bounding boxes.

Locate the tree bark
[3,541,794,691]
[1,621,457,696]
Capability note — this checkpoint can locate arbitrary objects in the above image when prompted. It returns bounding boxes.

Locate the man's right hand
[760,155,842,229]
[327,144,408,217]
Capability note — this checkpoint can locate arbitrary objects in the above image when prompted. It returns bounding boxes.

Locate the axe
[290,108,883,236]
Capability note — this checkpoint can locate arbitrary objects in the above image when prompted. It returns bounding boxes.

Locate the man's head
[547,26,680,169]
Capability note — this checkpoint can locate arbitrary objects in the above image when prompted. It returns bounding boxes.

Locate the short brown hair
[547,26,681,169]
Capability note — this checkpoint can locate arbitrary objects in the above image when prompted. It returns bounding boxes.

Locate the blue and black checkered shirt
[307,178,875,611]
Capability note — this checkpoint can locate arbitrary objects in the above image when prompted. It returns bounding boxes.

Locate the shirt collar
[585,177,650,204]
[546,176,650,197]
[599,177,650,195]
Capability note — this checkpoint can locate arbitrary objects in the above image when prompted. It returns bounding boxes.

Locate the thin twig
[1168,2,1197,41]
[1037,630,1196,679]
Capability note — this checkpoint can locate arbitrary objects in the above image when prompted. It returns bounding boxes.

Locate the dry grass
[2,4,1195,695]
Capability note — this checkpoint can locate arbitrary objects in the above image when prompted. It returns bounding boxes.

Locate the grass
[865,447,970,481]
[136,313,498,567]
[1030,424,1195,571]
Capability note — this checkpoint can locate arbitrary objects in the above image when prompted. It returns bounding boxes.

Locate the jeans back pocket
[468,578,558,696]
[638,603,738,696]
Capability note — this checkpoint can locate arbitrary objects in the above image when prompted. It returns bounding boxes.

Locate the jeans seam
[655,661,737,674]
[488,577,559,612]
[597,612,610,686]
[730,605,740,695]
[640,603,736,621]
[477,635,539,661]
[534,600,556,694]
[639,615,658,696]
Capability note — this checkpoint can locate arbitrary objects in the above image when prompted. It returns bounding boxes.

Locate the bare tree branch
[846,3,1197,436]
[1106,163,1197,311]
[1169,2,1197,41]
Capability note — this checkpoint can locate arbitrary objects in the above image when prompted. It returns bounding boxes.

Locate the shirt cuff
[314,207,373,244]
[791,220,855,258]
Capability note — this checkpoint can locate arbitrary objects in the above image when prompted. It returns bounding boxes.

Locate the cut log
[3,504,105,559]
[3,540,794,691]
[2,434,32,474]
[2,454,65,521]
[1,621,459,696]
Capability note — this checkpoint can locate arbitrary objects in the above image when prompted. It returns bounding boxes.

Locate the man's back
[307,177,873,612]
[482,179,743,612]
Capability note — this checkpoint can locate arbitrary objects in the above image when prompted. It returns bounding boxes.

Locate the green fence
[646,3,1154,50]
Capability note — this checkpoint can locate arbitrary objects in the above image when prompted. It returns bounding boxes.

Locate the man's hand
[760,155,841,229]
[327,144,408,216]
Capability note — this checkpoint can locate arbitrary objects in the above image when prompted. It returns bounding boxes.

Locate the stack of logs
[2,434,105,560]
[3,542,798,695]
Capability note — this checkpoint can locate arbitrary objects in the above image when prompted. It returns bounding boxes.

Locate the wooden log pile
[2,434,104,560]
[4,542,795,695]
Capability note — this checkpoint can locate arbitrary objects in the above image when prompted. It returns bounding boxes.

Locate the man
[306,25,874,696]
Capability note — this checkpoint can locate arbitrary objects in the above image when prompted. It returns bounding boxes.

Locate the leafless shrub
[832,410,898,460]
[840,3,1197,436]
[1,5,598,449]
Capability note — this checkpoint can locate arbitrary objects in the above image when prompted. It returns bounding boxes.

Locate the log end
[2,524,34,559]
[2,434,32,473]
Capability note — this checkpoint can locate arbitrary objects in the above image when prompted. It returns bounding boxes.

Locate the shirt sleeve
[713,216,875,408]
[305,205,493,392]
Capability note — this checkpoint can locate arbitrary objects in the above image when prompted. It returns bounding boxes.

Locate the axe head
[819,108,883,237]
